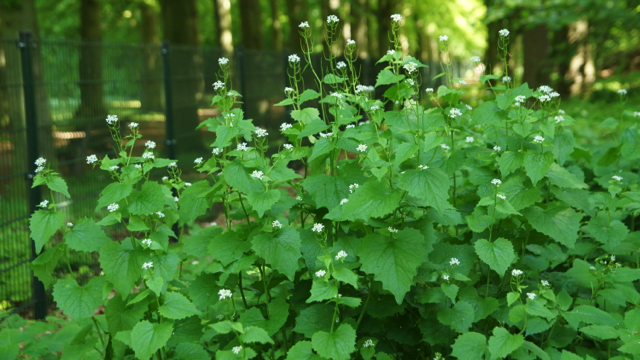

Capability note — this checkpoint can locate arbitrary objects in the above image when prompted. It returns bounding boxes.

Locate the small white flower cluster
[439,35,448,42]
[440,143,450,151]
[299,21,309,28]
[502,76,511,83]
[280,123,292,132]
[336,61,347,69]
[633,111,640,117]
[514,96,527,107]
[108,203,119,212]
[539,85,553,93]
[284,87,294,94]
[251,170,264,180]
[39,200,49,208]
[497,194,506,200]
[465,136,474,143]
[283,144,294,150]
[355,85,369,94]
[212,148,221,155]
[129,122,139,129]
[356,144,367,152]
[555,115,564,123]
[331,92,343,99]
[185,182,192,187]
[458,79,467,85]
[499,29,510,37]
[612,175,623,182]
[403,62,417,74]
[491,179,502,186]
[533,135,545,144]
[347,39,356,45]
[319,132,334,138]
[156,211,165,218]
[194,157,203,164]
[335,250,348,260]
[106,114,118,124]
[145,140,156,149]
[312,223,324,233]
[511,269,523,276]
[169,162,177,167]
[618,89,627,95]
[493,145,502,152]
[391,14,402,22]
[426,88,434,93]
[471,56,481,63]
[237,142,248,151]
[272,220,282,228]
[449,258,460,266]
[143,152,154,160]
[340,198,348,205]
[142,239,152,247]
[255,128,268,137]
[449,108,462,117]
[388,227,398,233]
[232,346,242,354]
[218,57,229,65]
[109,166,119,171]
[35,157,47,166]
[349,183,359,193]
[370,106,380,111]
[526,292,536,300]
[442,274,450,280]
[315,269,326,277]
[327,15,339,23]
[418,164,429,170]
[406,79,415,87]
[218,289,232,300]
[213,81,224,90]
[387,50,395,55]
[363,339,375,348]
[288,54,301,63]
[540,280,550,287]
[142,262,153,270]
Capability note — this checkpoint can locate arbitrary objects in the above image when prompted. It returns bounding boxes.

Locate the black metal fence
[0,33,470,318]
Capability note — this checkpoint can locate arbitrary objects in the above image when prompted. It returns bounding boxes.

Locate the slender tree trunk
[239,0,263,49]
[214,0,233,53]
[284,0,304,54]
[376,0,397,58]
[139,2,163,111]
[566,20,595,97]
[522,24,550,90]
[350,0,368,58]
[269,0,282,50]
[77,0,106,118]
[550,25,572,96]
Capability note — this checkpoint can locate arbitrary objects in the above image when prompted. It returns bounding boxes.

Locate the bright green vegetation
[3,16,640,360]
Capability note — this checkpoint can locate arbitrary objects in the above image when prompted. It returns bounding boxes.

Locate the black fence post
[162,41,176,160]
[19,31,47,320]
[237,45,247,116]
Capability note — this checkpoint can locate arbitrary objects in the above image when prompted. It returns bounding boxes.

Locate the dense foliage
[8,15,640,360]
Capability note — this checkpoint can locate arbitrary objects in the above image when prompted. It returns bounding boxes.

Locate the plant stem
[355,276,373,330]
[238,271,249,309]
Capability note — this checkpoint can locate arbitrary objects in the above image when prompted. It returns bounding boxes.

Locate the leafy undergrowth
[5,14,640,360]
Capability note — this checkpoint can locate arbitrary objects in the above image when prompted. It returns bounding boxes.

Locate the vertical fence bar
[19,31,47,320]
[162,41,176,160]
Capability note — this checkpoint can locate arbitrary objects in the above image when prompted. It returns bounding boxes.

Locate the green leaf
[523,151,554,186]
[487,327,524,359]
[178,180,214,225]
[45,176,71,198]
[291,108,321,124]
[324,74,346,84]
[579,325,619,340]
[546,163,587,189]
[107,293,149,334]
[208,231,251,266]
[522,204,581,248]
[128,182,167,215]
[560,350,583,360]
[302,174,350,210]
[174,343,210,360]
[398,167,451,214]
[441,283,459,303]
[53,277,105,320]
[298,89,321,105]
[31,246,62,289]
[252,227,301,280]
[497,151,525,177]
[358,229,426,304]
[30,210,65,254]
[293,304,333,338]
[308,138,335,162]
[240,297,289,336]
[130,321,173,360]
[158,292,201,320]
[311,323,356,360]
[341,179,403,221]
[585,212,629,247]
[99,240,145,295]
[562,305,618,329]
[307,279,339,303]
[223,161,263,194]
[247,189,280,217]
[64,218,110,253]
[474,238,515,277]
[437,300,475,333]
[553,129,575,166]
[97,182,133,211]
[375,69,405,86]
[470,101,502,126]
[241,326,274,344]
[451,332,487,360]
[332,267,358,289]
[298,118,330,138]
[212,125,239,149]
[274,98,295,106]
[286,341,325,360]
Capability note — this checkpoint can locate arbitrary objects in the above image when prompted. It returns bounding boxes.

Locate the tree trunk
[566,20,595,97]
[269,0,282,50]
[239,0,263,49]
[350,0,368,58]
[139,2,163,112]
[284,0,304,54]
[550,25,572,97]
[376,0,397,58]
[160,0,205,154]
[522,24,550,91]
[214,0,233,53]
[77,0,106,118]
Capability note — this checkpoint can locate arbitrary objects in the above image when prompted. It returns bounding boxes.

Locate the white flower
[349,183,359,193]
[471,56,482,63]
[227,92,235,97]
[255,128,268,137]
[617,89,627,95]
[406,79,415,87]
[590,266,596,270]
[162,176,169,182]
[283,143,294,150]
[331,92,343,99]
[280,123,293,132]
[237,142,248,151]
[299,21,309,28]
[339,198,348,205]
[442,275,450,280]
[67,222,73,227]
[363,339,375,348]
[527,292,536,300]
[335,250,348,260]
[493,145,502,152]
[35,166,44,173]
[272,220,282,228]
[191,260,199,265]
[184,182,192,187]
[633,111,640,117]
[555,115,564,123]
[155,211,164,218]
[541,280,550,287]
[538,85,553,93]
[174,197,179,202]
[336,61,346,69]
[497,194,506,200]
[502,76,511,83]
[387,50,395,55]
[213,81,225,90]
[128,122,139,129]
[418,164,429,170]
[550,92,560,98]
[251,170,264,180]
[35,157,46,166]
[134,164,141,169]
[426,88,434,93]
[512,269,523,276]
[388,227,398,233]
[284,87,294,94]
[327,15,339,23]
[106,114,118,124]
[533,135,545,144]
[143,152,155,160]
[109,166,119,171]
[319,132,334,138]
[142,262,153,270]
[391,14,402,22]
[449,108,462,117]
[296,196,302,200]
[86,154,98,164]
[315,270,327,277]
[194,157,203,164]
[515,95,526,103]
[355,85,369,94]
[612,175,623,181]
[403,62,417,74]
[449,258,460,266]
[216,314,225,320]
[491,179,502,186]
[440,143,450,151]
[466,105,473,110]
[212,148,221,155]
[499,29,510,37]
[347,39,356,45]
[370,106,380,111]
[458,79,467,85]
[169,162,177,167]
[39,200,49,208]
[465,136,474,143]
[145,140,156,149]
[558,109,565,114]
[539,95,551,102]
[356,144,367,152]
[218,57,229,65]
[142,239,152,247]
[288,54,300,63]
[232,346,242,354]
[439,35,448,42]
[312,223,324,233]
[218,289,232,300]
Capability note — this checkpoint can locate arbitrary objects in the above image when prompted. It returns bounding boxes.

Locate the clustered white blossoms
[612,175,623,182]
[387,50,395,55]
[347,39,356,46]
[555,115,564,123]
[502,76,511,83]
[280,123,292,132]
[458,79,467,85]
[363,339,375,348]
[493,145,502,152]
[491,178,502,186]
[255,128,268,137]
[471,56,481,63]
[283,144,294,150]
[284,87,294,94]
[142,262,153,270]
[237,142,248,151]
[232,346,243,354]
[439,35,448,42]
[403,62,417,74]
[299,21,309,28]
[331,92,343,99]
[335,250,348,260]
[109,165,119,171]
[218,289,232,300]
[143,152,155,160]
[212,148,221,155]
[315,270,326,277]
[251,170,264,180]
[288,54,300,63]
[450,258,460,266]
[618,89,627,95]
[185,182,192,187]
[440,143,450,151]
[108,203,119,212]
[142,239,152,247]
[418,164,429,170]
[194,157,203,164]
[533,135,545,144]
[356,144,368,152]
[35,157,46,166]
[634,111,640,117]
[465,136,474,143]
[86,154,98,164]
[539,85,553,93]
[213,81,224,90]
[527,293,537,300]
[499,29,510,37]
[145,140,156,149]
[355,85,368,94]
[349,183,359,193]
[388,227,398,233]
[327,15,339,23]
[442,275,450,280]
[369,106,380,111]
[391,14,402,22]
[169,162,177,167]
[541,280,550,287]
[497,194,507,200]
[272,220,282,229]
[312,223,324,233]
[512,269,524,276]
[340,198,348,205]
[319,132,334,138]
[156,211,164,218]
[336,61,347,69]
[106,114,118,124]
[425,88,434,93]
[449,108,462,117]
[218,57,229,65]
[39,200,49,208]
[128,122,139,129]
